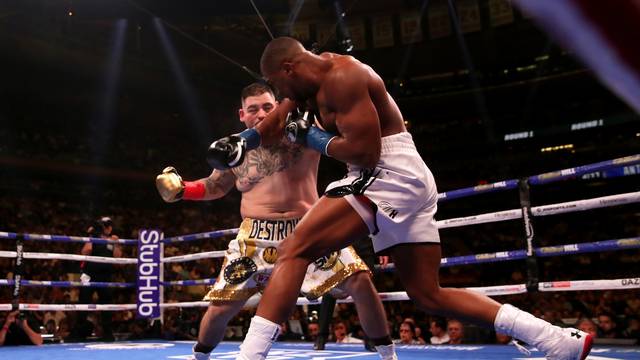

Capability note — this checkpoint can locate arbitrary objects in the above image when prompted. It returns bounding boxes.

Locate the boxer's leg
[238,196,370,360]
[193,300,246,360]
[342,272,396,359]
[391,243,593,360]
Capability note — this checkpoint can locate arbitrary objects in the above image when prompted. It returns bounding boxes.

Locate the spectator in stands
[333,320,361,343]
[414,323,427,344]
[429,317,450,344]
[447,319,465,345]
[622,315,639,341]
[396,321,421,345]
[306,322,320,342]
[42,310,65,332]
[576,318,598,338]
[277,322,300,341]
[597,313,620,338]
[56,318,71,340]
[0,311,43,346]
[543,310,565,327]
[44,319,56,336]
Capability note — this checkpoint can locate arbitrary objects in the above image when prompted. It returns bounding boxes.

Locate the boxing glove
[206,135,247,170]
[155,166,185,202]
[285,108,312,145]
[285,109,336,156]
[155,167,206,202]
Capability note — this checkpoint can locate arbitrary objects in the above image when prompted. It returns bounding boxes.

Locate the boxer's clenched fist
[155,166,185,203]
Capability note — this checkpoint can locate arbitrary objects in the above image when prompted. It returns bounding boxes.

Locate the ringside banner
[137,229,162,319]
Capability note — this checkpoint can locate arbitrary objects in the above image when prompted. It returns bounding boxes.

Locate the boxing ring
[0,341,638,360]
[1,155,639,360]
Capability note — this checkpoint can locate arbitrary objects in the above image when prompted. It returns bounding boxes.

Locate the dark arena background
[0,1,639,359]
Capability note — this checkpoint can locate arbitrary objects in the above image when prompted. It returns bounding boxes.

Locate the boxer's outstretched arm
[324,68,382,168]
[198,169,236,200]
[156,167,235,202]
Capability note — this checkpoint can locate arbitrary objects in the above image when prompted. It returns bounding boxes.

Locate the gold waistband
[238,217,301,242]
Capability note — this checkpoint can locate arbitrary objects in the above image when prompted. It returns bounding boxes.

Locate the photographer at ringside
[0,310,43,346]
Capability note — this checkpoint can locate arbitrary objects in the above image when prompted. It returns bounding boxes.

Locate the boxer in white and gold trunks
[156,83,397,360]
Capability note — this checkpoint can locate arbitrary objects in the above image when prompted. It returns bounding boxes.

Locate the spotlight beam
[391,0,429,97]
[249,0,275,39]
[286,0,306,37]
[153,18,213,148]
[446,0,495,143]
[126,0,261,80]
[91,19,128,165]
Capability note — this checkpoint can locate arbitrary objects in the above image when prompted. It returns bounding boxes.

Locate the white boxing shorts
[204,217,369,302]
[324,132,440,253]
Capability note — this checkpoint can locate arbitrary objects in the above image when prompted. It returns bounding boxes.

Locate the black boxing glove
[285,108,313,145]
[285,109,336,156]
[206,128,261,169]
[206,135,246,170]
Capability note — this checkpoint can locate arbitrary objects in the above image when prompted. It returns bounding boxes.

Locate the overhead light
[516,64,537,72]
[571,119,603,131]
[68,11,73,16]
[541,144,574,153]
[504,131,534,141]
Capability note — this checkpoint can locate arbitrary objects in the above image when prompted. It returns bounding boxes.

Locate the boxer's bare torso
[232,141,319,219]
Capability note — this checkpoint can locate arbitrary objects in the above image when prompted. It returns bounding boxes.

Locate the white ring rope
[539,278,640,292]
[531,191,640,216]
[4,277,637,312]
[437,208,522,229]
[0,191,635,268]
[436,191,640,229]
[0,251,137,264]
[162,251,227,263]
[2,191,637,264]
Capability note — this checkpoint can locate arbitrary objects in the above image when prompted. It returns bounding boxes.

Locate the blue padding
[529,154,640,185]
[438,179,519,202]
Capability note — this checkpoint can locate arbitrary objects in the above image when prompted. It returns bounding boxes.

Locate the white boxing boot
[494,304,593,360]
[375,343,398,360]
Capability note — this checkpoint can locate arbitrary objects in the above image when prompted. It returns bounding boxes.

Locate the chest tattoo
[233,142,304,187]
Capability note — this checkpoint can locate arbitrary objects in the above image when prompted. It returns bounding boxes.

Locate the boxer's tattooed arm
[203,169,236,199]
[233,141,305,188]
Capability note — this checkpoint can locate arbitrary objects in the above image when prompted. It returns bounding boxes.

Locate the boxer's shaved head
[260,37,306,76]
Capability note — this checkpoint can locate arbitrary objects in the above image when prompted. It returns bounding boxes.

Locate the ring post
[11,234,25,312]
[159,231,165,327]
[518,179,539,293]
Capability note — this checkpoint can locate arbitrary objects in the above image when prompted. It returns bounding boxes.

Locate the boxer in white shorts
[156,82,397,360]
[206,37,593,360]
[324,131,440,253]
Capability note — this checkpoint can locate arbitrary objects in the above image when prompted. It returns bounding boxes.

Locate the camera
[88,216,112,238]
[89,221,104,238]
